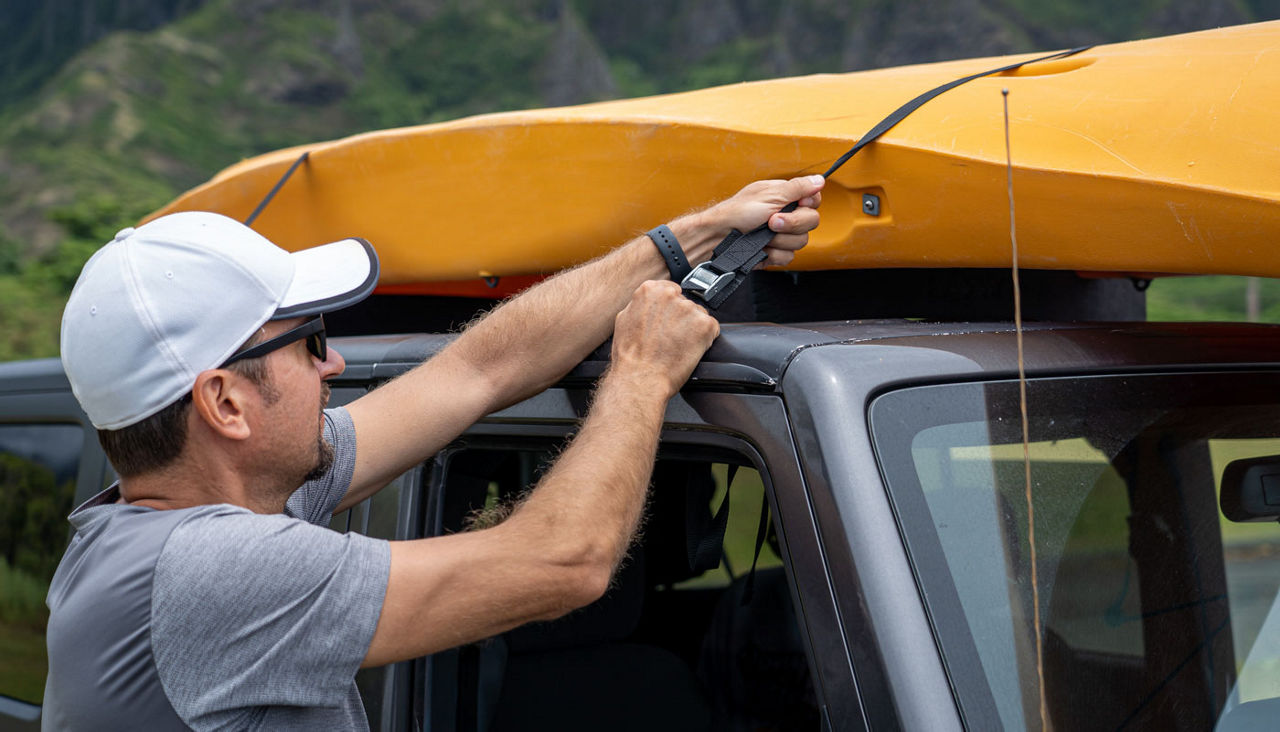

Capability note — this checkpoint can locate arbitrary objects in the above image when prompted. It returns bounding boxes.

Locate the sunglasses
[221,315,327,367]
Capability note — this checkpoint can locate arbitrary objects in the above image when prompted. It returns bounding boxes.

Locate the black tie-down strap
[681,44,1092,309]
[683,463,776,606]
[740,488,772,606]
[244,151,311,227]
[688,464,738,572]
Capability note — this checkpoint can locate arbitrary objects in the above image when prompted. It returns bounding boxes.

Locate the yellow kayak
[145,22,1280,297]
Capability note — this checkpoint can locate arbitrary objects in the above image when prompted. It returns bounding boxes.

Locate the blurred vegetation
[0,0,205,110]
[1,0,1278,361]
[0,557,50,642]
[1147,276,1280,323]
[0,451,77,591]
[0,194,164,362]
[0,422,81,705]
[0,449,76,702]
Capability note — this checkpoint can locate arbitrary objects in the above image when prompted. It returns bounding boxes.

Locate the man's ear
[191,370,253,441]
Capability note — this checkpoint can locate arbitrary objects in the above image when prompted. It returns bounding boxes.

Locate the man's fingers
[798,191,823,209]
[766,231,810,252]
[758,247,798,268]
[639,278,682,299]
[783,174,825,205]
[768,206,820,235]
[611,280,720,394]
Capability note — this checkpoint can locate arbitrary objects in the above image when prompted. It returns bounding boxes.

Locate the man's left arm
[337,175,824,511]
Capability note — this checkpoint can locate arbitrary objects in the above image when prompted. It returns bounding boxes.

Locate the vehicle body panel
[6,321,1280,730]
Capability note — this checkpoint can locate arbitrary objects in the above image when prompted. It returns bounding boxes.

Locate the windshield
[871,372,1280,731]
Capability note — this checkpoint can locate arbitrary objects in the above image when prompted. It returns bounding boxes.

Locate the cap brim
[273,237,380,319]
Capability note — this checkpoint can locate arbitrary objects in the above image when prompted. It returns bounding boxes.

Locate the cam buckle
[681,262,736,302]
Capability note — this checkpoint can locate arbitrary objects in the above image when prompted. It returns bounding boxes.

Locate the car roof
[10,321,1280,398]
[327,320,1280,393]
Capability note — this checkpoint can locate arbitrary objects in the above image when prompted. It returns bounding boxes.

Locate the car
[5,264,1280,731]
[7,22,1280,731]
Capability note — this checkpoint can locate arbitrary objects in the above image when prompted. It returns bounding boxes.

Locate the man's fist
[611,280,720,399]
[705,175,824,268]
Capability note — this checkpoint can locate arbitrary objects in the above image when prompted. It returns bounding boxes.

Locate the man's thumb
[787,174,826,200]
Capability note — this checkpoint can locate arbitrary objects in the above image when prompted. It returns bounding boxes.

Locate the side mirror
[1221,456,1280,523]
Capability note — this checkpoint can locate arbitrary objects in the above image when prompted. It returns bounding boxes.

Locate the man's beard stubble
[303,435,335,483]
[302,382,334,483]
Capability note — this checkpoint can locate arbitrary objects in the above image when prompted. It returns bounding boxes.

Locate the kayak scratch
[1069,91,1095,113]
[1054,126,1148,176]
[1227,78,1244,106]
[1167,201,1212,260]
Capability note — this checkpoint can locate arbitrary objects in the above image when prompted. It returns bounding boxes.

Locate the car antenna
[1004,87,1048,730]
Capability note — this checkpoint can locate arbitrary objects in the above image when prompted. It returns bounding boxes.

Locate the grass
[0,559,48,629]
[0,559,49,705]
[0,618,46,705]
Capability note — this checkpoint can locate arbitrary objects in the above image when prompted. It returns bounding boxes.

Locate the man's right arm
[362,279,718,667]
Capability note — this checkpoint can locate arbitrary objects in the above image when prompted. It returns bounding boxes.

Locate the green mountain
[1,0,1278,360]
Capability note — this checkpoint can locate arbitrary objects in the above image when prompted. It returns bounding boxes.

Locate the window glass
[872,373,1280,731]
[345,472,411,728]
[0,423,82,706]
[674,463,784,590]
[364,471,405,541]
[426,446,817,731]
[1209,438,1280,706]
[321,382,421,726]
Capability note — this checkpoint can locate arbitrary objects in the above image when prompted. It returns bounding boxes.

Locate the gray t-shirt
[43,407,391,731]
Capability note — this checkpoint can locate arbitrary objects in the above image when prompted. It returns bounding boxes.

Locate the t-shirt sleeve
[151,507,390,729]
[286,406,358,525]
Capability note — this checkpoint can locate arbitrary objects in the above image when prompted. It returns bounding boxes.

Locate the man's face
[249,317,345,491]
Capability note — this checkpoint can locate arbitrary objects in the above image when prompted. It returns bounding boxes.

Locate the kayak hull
[146,22,1280,295]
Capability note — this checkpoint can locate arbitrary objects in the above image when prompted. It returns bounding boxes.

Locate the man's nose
[318,345,346,379]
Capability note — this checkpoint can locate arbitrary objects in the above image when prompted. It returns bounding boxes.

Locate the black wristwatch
[646,224,692,282]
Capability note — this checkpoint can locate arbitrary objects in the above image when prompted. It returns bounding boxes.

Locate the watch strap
[646,225,692,282]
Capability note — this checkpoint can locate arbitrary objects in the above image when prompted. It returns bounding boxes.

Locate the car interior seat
[480,460,723,731]
[698,562,820,730]
[484,547,712,732]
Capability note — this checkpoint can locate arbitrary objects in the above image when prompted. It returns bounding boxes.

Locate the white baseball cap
[60,211,380,429]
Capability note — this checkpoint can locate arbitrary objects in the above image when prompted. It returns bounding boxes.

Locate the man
[44,175,823,730]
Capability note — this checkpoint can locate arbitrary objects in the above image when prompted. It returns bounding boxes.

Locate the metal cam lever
[681,262,736,302]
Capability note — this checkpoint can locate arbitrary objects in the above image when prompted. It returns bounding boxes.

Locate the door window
[0,423,82,707]
[424,444,818,731]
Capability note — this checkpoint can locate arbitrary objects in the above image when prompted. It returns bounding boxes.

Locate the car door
[402,383,852,731]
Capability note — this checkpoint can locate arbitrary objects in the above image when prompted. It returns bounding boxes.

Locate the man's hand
[681,174,825,269]
[610,281,721,399]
